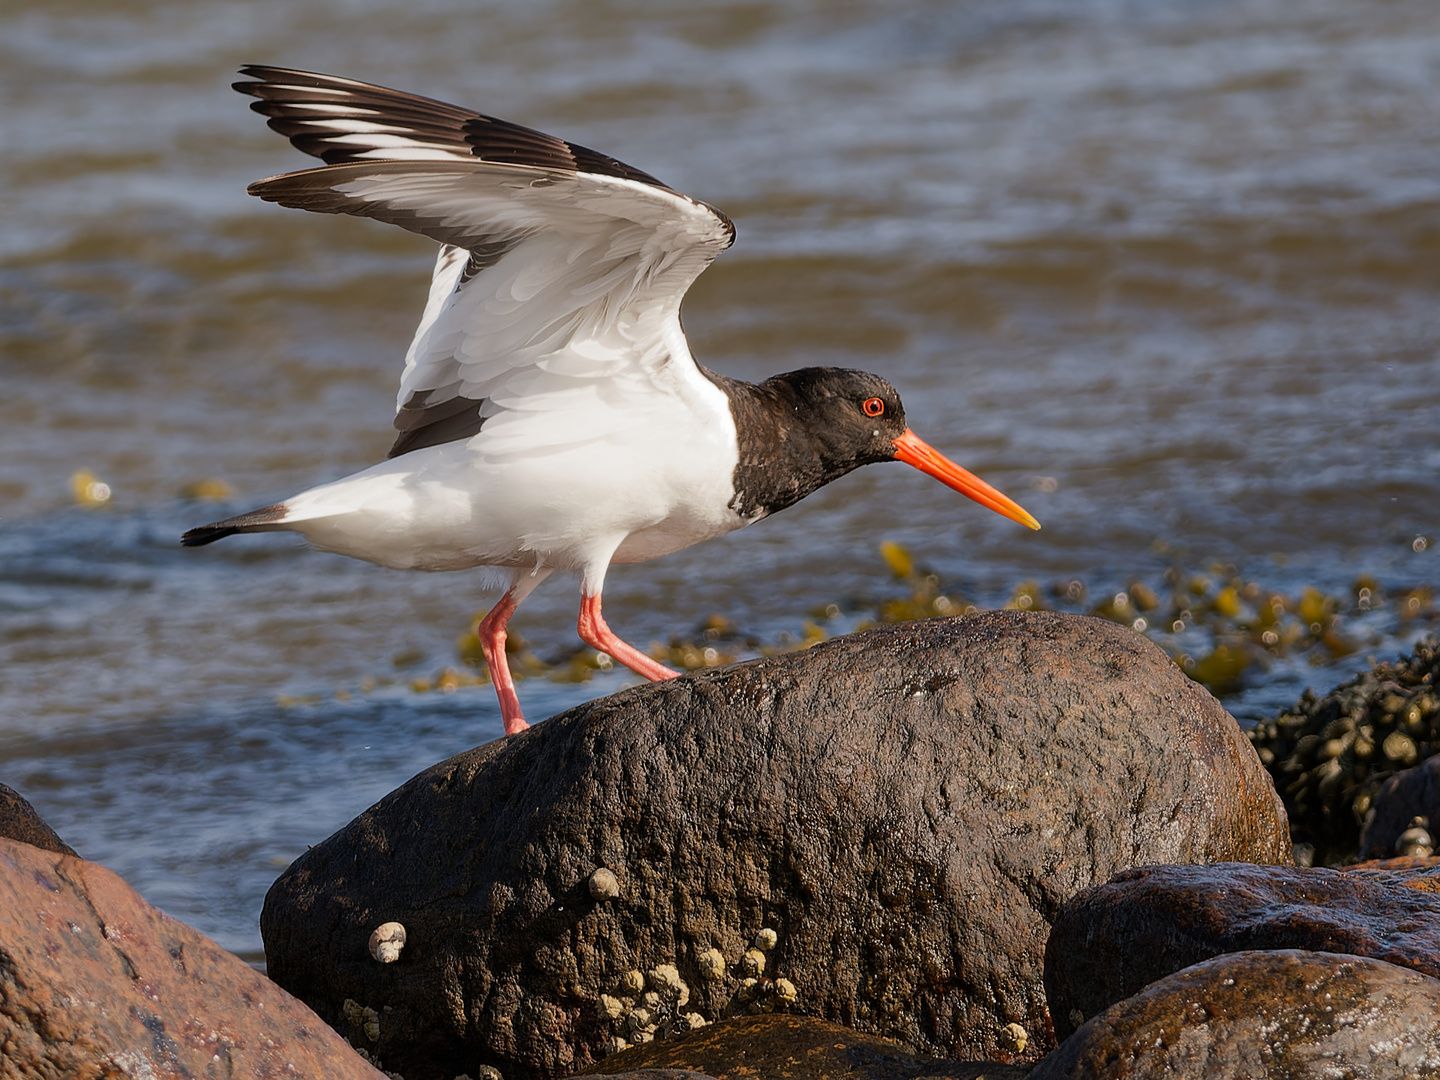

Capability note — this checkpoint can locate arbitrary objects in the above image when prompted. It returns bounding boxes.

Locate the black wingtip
[233,65,320,100]
[233,64,269,96]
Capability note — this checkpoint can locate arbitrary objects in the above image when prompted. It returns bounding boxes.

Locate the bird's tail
[181,504,290,547]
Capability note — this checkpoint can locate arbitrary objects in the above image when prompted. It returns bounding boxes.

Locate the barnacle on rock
[368,922,406,963]
[742,949,766,977]
[588,867,620,900]
[601,959,697,1048]
[342,999,381,1042]
[648,964,683,993]
[649,965,688,1014]
[697,948,727,981]
[1000,1022,1028,1053]
[627,1007,653,1037]
[753,927,778,952]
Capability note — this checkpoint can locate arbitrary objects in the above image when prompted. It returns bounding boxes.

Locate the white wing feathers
[236,67,735,459]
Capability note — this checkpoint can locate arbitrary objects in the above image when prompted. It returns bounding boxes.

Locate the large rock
[0,837,384,1080]
[261,611,1290,1080]
[1029,950,1440,1080]
[579,1014,1029,1080]
[1044,861,1440,1040]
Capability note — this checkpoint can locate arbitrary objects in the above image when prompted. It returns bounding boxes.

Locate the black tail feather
[181,503,289,547]
[181,525,241,547]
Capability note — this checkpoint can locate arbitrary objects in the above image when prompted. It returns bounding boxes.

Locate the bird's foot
[492,667,529,735]
[503,713,529,736]
[477,590,531,737]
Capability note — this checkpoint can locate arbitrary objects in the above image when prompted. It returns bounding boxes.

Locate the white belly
[277,382,746,573]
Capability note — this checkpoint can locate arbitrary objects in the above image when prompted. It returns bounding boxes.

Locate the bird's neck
[701,367,868,521]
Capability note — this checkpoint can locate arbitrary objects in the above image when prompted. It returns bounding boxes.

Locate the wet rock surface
[1044,861,1440,1040]
[261,611,1289,1080]
[577,1014,1028,1080]
[0,782,76,856]
[1248,634,1440,865]
[1344,853,1440,891]
[1359,752,1440,859]
[0,837,384,1080]
[1030,950,1440,1080]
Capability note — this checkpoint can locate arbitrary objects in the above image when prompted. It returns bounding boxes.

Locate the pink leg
[477,591,528,735]
[476,569,552,734]
[578,592,680,682]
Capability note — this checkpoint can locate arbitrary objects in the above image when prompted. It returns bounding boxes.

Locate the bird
[184,66,1041,736]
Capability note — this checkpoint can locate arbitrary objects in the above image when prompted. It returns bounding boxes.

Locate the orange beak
[892,428,1041,531]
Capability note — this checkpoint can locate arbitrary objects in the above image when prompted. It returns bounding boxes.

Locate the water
[1,0,1437,962]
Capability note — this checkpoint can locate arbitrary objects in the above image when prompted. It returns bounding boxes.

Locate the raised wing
[234,66,735,458]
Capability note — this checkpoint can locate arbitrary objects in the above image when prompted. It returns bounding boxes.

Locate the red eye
[862,397,885,417]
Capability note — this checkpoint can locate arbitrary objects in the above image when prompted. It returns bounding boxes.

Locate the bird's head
[766,367,1040,530]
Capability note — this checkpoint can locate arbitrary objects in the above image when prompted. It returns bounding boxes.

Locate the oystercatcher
[184,67,1040,734]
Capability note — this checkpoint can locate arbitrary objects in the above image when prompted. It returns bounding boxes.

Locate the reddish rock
[261,611,1290,1080]
[578,1014,1028,1080]
[1030,950,1440,1080]
[1044,862,1440,1039]
[0,838,384,1080]
[1344,854,1440,893]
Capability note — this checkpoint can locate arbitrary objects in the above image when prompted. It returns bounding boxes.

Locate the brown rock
[0,783,76,856]
[578,1014,1028,1080]
[1344,853,1440,893]
[261,611,1289,1080]
[1030,950,1440,1080]
[1044,862,1440,1039]
[0,838,384,1080]
[1359,752,1440,858]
